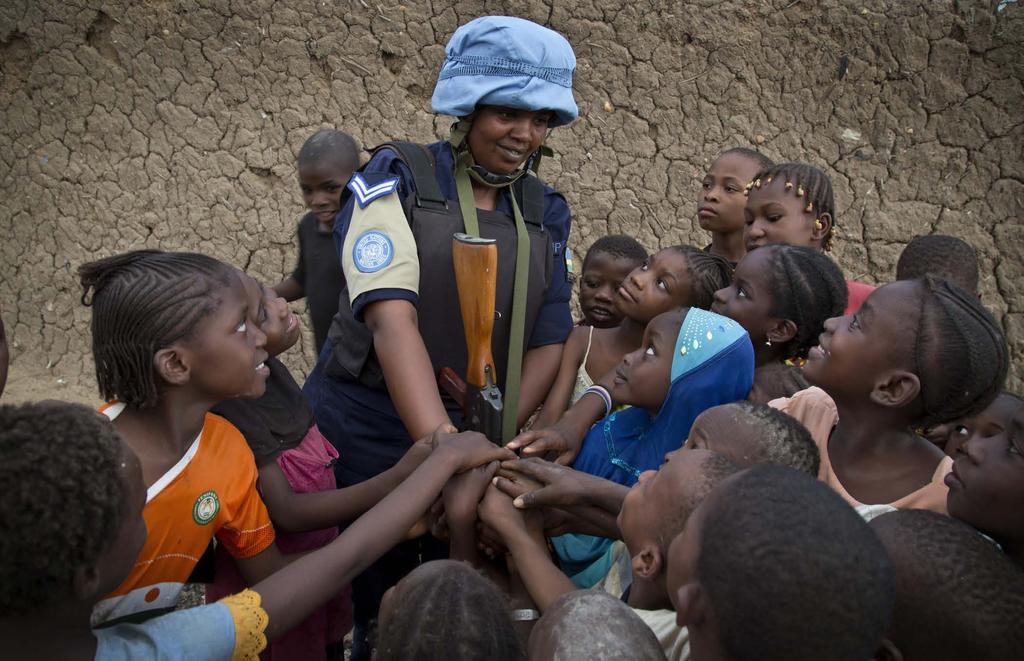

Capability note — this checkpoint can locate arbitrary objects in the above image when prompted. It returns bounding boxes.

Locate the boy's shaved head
[297,128,359,172]
[529,590,665,661]
[675,465,894,661]
[871,509,1024,660]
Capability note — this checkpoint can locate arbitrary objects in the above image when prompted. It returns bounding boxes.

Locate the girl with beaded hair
[743,162,876,313]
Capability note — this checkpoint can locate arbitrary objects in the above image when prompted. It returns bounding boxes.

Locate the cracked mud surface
[1,0,1022,403]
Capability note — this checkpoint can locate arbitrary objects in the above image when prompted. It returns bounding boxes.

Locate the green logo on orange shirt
[192,490,220,525]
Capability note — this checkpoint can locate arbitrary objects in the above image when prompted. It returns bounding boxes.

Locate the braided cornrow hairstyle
[376,561,520,661]
[749,162,836,251]
[667,245,733,310]
[79,250,236,408]
[911,276,1009,427]
[762,245,848,360]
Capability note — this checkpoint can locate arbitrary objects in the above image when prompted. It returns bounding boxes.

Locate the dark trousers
[304,342,453,660]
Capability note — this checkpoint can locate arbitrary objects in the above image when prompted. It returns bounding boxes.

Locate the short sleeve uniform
[334,141,573,345]
[290,212,344,353]
[305,141,573,484]
[769,387,952,513]
[92,404,276,628]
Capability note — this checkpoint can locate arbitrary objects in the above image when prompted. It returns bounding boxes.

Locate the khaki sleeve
[342,190,419,303]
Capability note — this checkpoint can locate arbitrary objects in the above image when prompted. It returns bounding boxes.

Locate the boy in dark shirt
[275,129,360,353]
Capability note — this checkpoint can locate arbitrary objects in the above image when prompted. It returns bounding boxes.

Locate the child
[555,305,751,590]
[571,307,753,488]
[0,400,512,659]
[374,560,520,660]
[870,509,1024,661]
[666,465,895,661]
[896,233,979,295]
[743,162,875,313]
[712,244,847,402]
[576,234,648,328]
[529,590,666,661]
[207,278,433,659]
[698,147,773,266]
[273,129,360,353]
[946,390,1024,568]
[684,401,819,476]
[534,246,732,428]
[480,448,740,660]
[939,390,1021,457]
[771,277,1009,512]
[79,249,289,627]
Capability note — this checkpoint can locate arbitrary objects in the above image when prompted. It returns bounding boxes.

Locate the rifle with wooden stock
[438,233,504,443]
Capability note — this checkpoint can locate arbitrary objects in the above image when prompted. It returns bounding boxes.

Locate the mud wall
[1,0,1022,402]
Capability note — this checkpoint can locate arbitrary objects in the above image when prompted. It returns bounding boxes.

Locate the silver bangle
[512,608,540,622]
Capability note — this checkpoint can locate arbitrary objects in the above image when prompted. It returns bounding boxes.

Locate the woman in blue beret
[302,16,578,658]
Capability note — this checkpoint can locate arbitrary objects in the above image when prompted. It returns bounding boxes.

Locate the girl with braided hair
[78,249,297,629]
[743,162,876,314]
[712,244,848,403]
[770,277,1009,512]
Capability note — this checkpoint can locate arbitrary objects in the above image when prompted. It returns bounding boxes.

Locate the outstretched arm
[253,428,514,640]
[257,439,432,533]
[479,486,577,613]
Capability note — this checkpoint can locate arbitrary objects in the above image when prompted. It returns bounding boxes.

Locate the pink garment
[206,424,352,660]
[844,280,875,315]
[769,387,952,513]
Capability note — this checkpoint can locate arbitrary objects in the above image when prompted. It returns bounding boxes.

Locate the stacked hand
[494,457,592,509]
[505,422,581,465]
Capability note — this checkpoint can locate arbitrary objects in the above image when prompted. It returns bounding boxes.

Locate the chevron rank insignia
[348,173,400,209]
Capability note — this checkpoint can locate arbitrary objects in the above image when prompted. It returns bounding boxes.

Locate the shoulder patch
[348,172,400,209]
[352,230,395,273]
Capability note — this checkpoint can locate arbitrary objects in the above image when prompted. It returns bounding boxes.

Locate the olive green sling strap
[452,152,531,443]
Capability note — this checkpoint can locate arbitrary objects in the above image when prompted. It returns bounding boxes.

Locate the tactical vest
[325,142,552,411]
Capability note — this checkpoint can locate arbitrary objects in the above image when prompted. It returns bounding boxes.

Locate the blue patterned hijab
[572,308,754,487]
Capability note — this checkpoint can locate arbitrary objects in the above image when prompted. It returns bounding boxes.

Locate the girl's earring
[814,219,824,230]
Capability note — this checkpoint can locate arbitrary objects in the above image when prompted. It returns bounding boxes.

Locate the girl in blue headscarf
[556,306,754,586]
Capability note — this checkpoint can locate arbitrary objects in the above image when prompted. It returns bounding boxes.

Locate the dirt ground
[1,0,1022,401]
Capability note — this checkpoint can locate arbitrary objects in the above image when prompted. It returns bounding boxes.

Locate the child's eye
[725,185,739,193]
[702,181,712,190]
[737,287,748,299]
[236,320,247,333]
[767,214,782,223]
[849,314,861,331]
[641,262,650,271]
[657,279,668,290]
[955,425,969,438]
[644,344,656,356]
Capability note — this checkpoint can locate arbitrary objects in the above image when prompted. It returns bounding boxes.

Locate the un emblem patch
[353,230,394,273]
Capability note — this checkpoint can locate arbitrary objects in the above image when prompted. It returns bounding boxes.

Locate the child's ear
[872,639,904,661]
[811,212,833,243]
[871,370,921,409]
[72,564,102,601]
[630,545,664,580]
[766,319,798,346]
[153,346,190,386]
[673,582,709,628]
